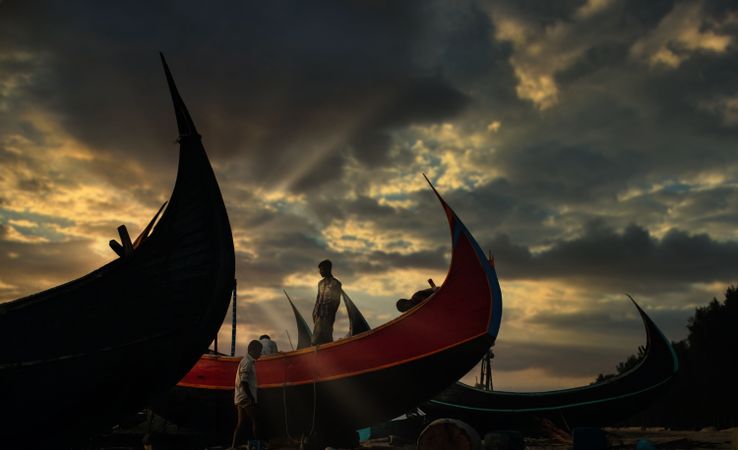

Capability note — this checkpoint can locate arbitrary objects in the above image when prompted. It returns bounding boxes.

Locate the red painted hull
[158,186,502,437]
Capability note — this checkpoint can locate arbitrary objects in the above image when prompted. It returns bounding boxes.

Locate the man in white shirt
[259,334,278,355]
[312,259,342,345]
[231,339,262,449]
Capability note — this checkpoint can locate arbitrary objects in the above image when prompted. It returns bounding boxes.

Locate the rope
[282,344,320,450]
[308,344,319,437]
[282,358,295,441]
[231,279,237,356]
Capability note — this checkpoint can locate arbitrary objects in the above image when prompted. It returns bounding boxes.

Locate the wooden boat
[422,297,679,431]
[155,181,503,439]
[0,54,235,443]
[303,283,677,432]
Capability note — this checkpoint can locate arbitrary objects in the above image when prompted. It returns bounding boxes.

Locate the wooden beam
[117,225,134,256]
[109,240,125,257]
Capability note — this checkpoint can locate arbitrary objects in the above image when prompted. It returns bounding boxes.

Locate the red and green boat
[155,181,503,439]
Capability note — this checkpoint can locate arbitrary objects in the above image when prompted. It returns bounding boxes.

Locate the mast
[231,279,237,356]
[478,348,494,391]
[476,249,495,390]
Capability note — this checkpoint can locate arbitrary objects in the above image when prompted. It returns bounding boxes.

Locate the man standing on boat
[312,259,342,345]
[231,339,263,449]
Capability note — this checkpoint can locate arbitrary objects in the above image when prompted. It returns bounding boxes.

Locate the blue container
[357,427,372,442]
[636,438,658,450]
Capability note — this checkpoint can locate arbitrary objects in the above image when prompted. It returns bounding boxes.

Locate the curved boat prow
[425,296,679,430]
[163,175,503,439]
[0,55,235,444]
[423,174,503,340]
[627,295,679,377]
[160,53,199,139]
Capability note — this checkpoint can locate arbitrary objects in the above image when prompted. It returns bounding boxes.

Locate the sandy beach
[86,421,737,450]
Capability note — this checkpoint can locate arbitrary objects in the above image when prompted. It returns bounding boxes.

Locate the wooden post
[109,240,125,257]
[231,279,237,356]
[110,225,134,257]
[479,349,493,391]
[117,225,134,256]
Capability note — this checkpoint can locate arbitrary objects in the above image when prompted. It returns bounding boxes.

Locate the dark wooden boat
[422,297,679,431]
[155,181,503,439]
[0,55,235,443]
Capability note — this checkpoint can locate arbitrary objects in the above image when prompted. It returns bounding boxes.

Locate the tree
[592,345,646,385]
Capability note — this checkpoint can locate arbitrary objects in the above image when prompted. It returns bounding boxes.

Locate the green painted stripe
[429,375,675,413]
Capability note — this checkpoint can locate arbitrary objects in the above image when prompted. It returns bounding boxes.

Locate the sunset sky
[1,0,737,391]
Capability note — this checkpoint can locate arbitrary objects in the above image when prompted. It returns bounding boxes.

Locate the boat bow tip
[422,173,503,341]
[159,53,200,139]
[626,294,680,374]
[422,173,456,224]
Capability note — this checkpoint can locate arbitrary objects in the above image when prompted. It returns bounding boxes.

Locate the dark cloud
[484,0,678,33]
[484,0,585,27]
[346,247,448,276]
[527,308,637,335]
[0,0,481,193]
[230,212,327,288]
[225,188,443,288]
[497,143,629,204]
[621,0,677,28]
[486,221,738,293]
[452,0,738,237]
[3,1,738,391]
[492,339,642,379]
[235,237,325,289]
[556,42,631,86]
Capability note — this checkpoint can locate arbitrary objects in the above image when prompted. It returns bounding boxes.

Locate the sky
[1,0,737,392]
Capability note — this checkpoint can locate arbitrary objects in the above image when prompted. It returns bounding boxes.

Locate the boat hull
[156,334,492,437]
[422,300,679,431]
[154,183,502,439]
[156,181,502,437]
[0,57,235,443]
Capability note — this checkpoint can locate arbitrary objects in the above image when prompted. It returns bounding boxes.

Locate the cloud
[487,221,738,292]
[699,94,738,126]
[2,1,738,392]
[630,1,734,69]
[486,0,628,110]
[0,1,476,195]
[493,340,638,379]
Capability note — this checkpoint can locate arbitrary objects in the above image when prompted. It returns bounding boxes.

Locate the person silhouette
[312,259,342,345]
